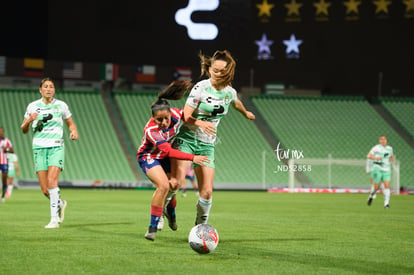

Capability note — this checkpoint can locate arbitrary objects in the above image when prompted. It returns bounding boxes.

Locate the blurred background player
[137,81,210,241]
[171,50,255,225]
[0,127,14,203]
[367,135,394,208]
[6,152,19,198]
[180,163,198,197]
[21,77,78,228]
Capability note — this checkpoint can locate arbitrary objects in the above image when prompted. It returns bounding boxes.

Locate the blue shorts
[0,164,8,174]
[138,158,171,175]
[185,174,195,181]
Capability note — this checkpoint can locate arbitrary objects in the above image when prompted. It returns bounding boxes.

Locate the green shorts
[33,146,65,172]
[7,168,16,178]
[370,167,391,184]
[173,137,215,168]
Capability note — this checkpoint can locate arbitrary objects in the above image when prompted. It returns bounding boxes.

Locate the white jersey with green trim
[369,144,394,171]
[24,98,72,149]
[6,153,17,170]
[179,79,238,144]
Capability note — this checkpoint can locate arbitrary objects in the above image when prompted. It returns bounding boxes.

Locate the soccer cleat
[1,198,5,203]
[367,197,373,206]
[144,226,157,241]
[58,200,67,223]
[163,209,178,231]
[45,221,60,229]
[5,191,10,198]
[384,204,390,209]
[157,215,165,230]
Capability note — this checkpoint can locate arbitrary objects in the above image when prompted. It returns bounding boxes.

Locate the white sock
[7,184,14,195]
[49,188,60,222]
[196,197,212,224]
[383,188,391,206]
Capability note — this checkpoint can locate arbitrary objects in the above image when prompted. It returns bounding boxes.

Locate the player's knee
[158,182,170,194]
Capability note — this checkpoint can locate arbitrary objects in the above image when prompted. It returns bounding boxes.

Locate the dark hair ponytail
[151,80,193,115]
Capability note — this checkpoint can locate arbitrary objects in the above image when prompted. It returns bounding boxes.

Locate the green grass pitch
[1,189,413,274]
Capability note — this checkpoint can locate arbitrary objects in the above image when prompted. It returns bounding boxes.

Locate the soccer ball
[188,224,219,254]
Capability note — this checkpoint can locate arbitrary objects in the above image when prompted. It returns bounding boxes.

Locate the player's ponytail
[157,80,193,100]
[151,80,193,115]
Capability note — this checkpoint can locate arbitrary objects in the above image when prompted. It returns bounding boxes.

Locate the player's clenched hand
[70,130,78,140]
[29,113,38,122]
[245,111,255,120]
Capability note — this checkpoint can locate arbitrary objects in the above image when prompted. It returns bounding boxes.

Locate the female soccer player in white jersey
[367,135,394,208]
[137,81,210,241]
[170,50,255,225]
[21,78,78,228]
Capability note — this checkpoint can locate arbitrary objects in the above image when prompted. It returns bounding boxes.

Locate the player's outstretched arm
[232,99,255,120]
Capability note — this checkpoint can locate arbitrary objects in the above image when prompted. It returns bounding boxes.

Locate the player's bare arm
[21,113,38,134]
[232,99,255,120]
[183,104,216,136]
[65,118,78,140]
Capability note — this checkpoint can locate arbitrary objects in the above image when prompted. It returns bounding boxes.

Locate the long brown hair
[199,50,236,88]
[151,80,193,115]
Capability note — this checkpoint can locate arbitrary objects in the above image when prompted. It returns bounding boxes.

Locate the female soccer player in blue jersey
[137,81,210,241]
[170,50,255,225]
[21,78,78,228]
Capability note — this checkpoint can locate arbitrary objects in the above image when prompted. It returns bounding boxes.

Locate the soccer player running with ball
[137,81,210,241]
[170,50,255,225]
[21,78,78,228]
[367,135,394,208]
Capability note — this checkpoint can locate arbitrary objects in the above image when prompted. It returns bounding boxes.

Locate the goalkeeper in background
[367,135,394,208]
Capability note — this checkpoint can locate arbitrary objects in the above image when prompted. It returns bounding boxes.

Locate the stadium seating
[379,97,414,139]
[251,95,414,187]
[0,89,136,181]
[2,88,412,188]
